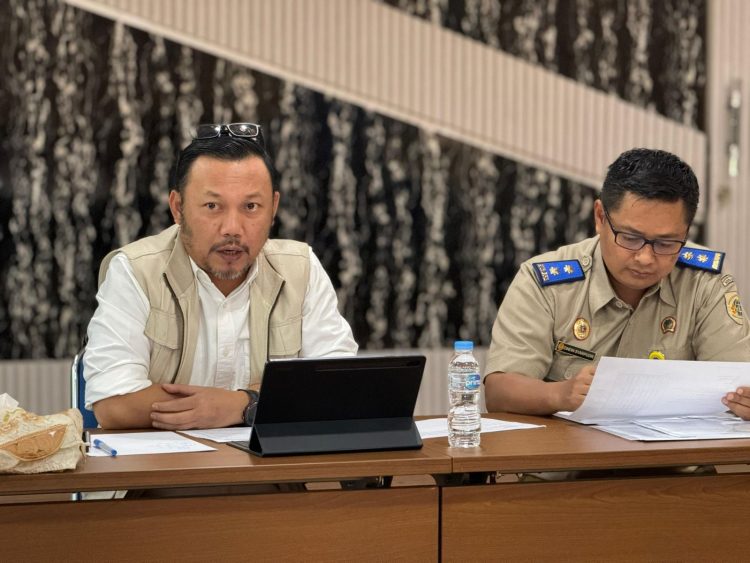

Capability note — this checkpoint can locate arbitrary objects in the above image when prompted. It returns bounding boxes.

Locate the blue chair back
[71,352,98,429]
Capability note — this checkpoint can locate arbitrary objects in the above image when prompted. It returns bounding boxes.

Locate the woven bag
[0,407,85,474]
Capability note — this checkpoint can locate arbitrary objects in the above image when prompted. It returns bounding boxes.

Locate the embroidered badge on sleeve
[725,292,744,325]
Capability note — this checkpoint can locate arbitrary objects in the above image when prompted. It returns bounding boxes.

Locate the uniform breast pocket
[268,315,302,359]
[549,354,592,382]
[650,343,694,361]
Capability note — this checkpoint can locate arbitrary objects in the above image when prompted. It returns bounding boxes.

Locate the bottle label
[466,373,480,391]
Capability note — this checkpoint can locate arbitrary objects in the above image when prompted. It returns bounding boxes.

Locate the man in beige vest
[84,123,357,430]
[484,148,750,419]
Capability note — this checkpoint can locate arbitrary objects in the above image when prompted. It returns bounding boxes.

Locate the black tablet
[229,355,425,457]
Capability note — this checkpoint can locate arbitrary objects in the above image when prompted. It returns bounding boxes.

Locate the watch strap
[239,388,260,427]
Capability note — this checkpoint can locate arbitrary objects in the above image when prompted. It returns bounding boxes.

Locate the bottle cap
[454,340,474,352]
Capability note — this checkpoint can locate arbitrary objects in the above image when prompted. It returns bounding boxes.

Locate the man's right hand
[555,364,596,412]
[484,365,597,415]
[150,383,249,430]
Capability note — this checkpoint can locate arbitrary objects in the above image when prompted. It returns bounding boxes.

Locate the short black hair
[600,148,699,225]
[169,134,280,195]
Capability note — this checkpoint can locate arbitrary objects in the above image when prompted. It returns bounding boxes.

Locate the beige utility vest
[98,225,310,386]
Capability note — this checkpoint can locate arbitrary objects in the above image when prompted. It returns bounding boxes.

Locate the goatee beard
[210,264,251,281]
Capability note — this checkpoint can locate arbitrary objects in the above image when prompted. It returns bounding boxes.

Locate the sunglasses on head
[191,122,264,147]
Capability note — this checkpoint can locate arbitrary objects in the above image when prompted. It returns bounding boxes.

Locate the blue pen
[93,438,118,457]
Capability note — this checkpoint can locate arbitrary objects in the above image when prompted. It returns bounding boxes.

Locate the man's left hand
[722,387,750,420]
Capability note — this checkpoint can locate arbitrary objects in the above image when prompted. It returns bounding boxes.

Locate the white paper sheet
[87,431,216,456]
[557,356,750,424]
[416,418,544,439]
[181,427,253,443]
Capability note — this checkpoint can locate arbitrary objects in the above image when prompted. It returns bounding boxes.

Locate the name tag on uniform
[554,340,596,361]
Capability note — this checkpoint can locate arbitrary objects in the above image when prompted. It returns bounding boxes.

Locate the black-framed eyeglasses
[602,206,687,256]
[191,122,263,145]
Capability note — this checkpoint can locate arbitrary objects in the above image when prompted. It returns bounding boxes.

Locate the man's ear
[593,199,604,236]
[169,190,182,225]
[271,190,280,225]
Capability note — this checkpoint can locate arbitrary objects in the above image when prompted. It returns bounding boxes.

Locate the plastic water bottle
[448,340,481,447]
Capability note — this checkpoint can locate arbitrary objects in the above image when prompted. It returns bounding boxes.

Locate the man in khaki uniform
[484,148,750,419]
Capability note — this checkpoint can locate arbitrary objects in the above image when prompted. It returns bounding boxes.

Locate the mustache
[211,238,250,253]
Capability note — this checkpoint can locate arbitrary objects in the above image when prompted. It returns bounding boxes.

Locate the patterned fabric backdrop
[0,0,705,359]
[384,0,705,129]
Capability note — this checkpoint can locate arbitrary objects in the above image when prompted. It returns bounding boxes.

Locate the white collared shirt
[84,246,358,408]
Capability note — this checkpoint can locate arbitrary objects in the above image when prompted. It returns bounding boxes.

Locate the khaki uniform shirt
[485,236,750,381]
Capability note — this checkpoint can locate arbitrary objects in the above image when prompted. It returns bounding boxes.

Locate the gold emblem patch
[725,292,744,325]
[660,316,676,334]
[573,317,590,340]
[648,350,666,360]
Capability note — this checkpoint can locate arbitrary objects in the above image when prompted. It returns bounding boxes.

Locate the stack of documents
[555,357,750,441]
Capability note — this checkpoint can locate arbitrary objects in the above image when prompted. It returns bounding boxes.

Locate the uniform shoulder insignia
[531,259,585,287]
[676,246,724,273]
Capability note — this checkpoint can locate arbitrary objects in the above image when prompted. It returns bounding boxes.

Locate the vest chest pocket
[268,315,302,358]
[144,308,181,382]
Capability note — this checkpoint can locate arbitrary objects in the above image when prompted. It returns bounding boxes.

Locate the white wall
[707,0,750,294]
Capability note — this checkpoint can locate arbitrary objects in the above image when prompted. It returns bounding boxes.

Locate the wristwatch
[239,389,260,427]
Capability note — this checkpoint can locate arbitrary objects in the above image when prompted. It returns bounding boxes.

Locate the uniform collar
[589,241,617,313]
[164,228,197,298]
[588,237,676,311]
